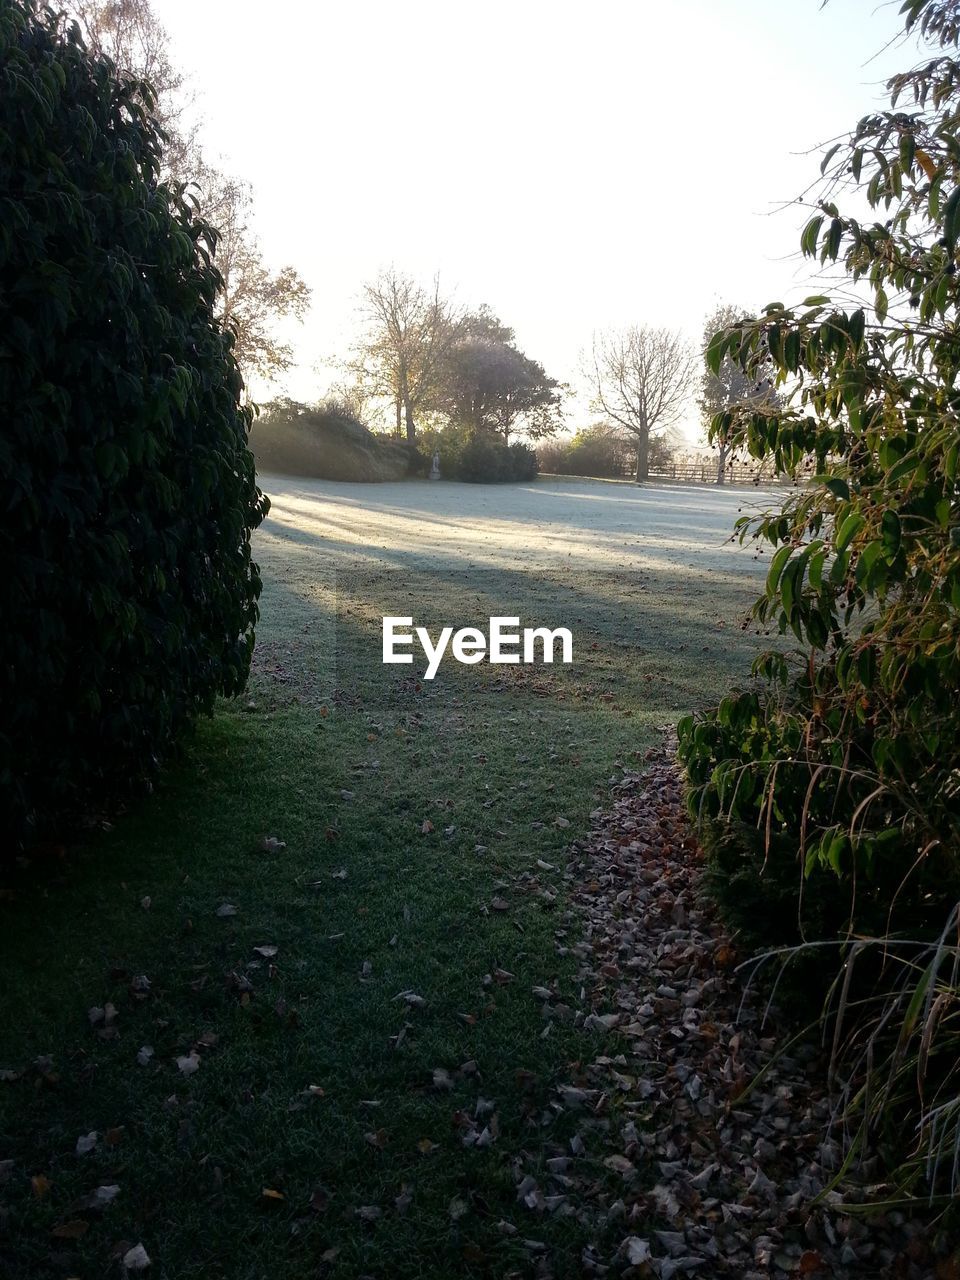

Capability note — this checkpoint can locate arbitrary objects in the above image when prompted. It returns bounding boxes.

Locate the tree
[194,164,311,380]
[587,327,696,481]
[698,303,780,483]
[72,0,310,384]
[1,0,267,844]
[678,0,960,1197]
[69,0,196,178]
[356,268,462,443]
[439,308,562,443]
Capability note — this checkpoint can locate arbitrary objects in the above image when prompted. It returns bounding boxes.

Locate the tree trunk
[395,396,402,438]
[716,441,728,485]
[403,397,416,444]
[635,432,649,483]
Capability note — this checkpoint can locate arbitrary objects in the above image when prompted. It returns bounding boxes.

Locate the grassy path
[0,479,770,1279]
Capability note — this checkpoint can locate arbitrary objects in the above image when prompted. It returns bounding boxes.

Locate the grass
[0,484,767,1279]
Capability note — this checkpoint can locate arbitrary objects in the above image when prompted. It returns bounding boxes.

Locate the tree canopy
[438,307,562,444]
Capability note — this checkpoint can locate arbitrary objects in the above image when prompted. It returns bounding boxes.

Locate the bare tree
[72,0,310,385]
[356,269,462,443]
[587,327,696,481]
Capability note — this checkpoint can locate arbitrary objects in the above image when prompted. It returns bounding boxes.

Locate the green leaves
[1,2,267,843]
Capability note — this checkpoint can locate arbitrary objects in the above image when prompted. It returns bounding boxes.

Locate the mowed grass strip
[0,544,764,1278]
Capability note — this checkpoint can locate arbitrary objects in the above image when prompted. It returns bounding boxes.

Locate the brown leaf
[261,1187,285,1201]
[51,1220,88,1240]
[416,1138,438,1155]
[31,1174,51,1199]
[420,819,434,835]
[364,1129,388,1150]
[799,1252,826,1276]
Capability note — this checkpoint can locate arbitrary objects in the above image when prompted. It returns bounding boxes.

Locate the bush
[425,427,538,483]
[0,2,268,844]
[678,0,960,1198]
[250,399,418,482]
[455,436,537,483]
[536,424,673,479]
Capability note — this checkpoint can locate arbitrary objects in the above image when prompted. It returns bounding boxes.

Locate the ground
[0,477,780,1280]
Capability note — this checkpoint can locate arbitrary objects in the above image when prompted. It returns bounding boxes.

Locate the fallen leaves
[393,989,426,1008]
[215,903,238,918]
[175,1052,200,1077]
[75,1131,98,1156]
[51,1219,88,1240]
[122,1243,151,1271]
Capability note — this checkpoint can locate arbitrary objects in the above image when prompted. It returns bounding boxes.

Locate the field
[0,477,777,1280]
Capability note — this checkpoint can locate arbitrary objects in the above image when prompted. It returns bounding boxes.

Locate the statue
[429,449,441,480]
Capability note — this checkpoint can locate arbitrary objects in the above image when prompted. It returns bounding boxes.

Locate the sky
[154,0,914,439]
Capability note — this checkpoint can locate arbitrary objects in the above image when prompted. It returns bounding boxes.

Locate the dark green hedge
[0,2,268,843]
[449,433,538,483]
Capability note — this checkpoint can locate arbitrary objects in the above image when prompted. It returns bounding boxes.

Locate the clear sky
[155,0,913,437]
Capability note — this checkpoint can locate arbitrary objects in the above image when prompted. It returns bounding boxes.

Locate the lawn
[0,477,774,1280]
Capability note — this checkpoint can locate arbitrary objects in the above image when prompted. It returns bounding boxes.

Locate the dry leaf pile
[507,740,946,1279]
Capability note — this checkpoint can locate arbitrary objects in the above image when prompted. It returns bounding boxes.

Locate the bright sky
[156,0,912,438]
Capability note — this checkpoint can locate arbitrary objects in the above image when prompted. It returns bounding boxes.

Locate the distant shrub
[251,399,419,482]
[507,442,538,481]
[537,425,673,479]
[449,435,538,483]
[0,2,267,843]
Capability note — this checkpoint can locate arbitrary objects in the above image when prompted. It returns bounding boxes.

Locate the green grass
[0,526,765,1279]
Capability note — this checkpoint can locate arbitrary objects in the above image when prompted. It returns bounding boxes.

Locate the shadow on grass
[0,540,771,1279]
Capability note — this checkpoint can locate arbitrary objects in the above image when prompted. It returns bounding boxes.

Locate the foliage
[354,268,462,443]
[538,423,674,479]
[438,307,562,443]
[678,0,960,1194]
[586,326,696,480]
[73,0,310,382]
[698,303,780,483]
[251,399,419,481]
[0,0,268,843]
[426,425,538,482]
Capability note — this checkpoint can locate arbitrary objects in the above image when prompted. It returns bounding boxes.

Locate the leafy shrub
[678,0,960,1196]
[537,425,673,479]
[429,428,538,483]
[506,441,538,481]
[251,399,418,481]
[0,2,268,844]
